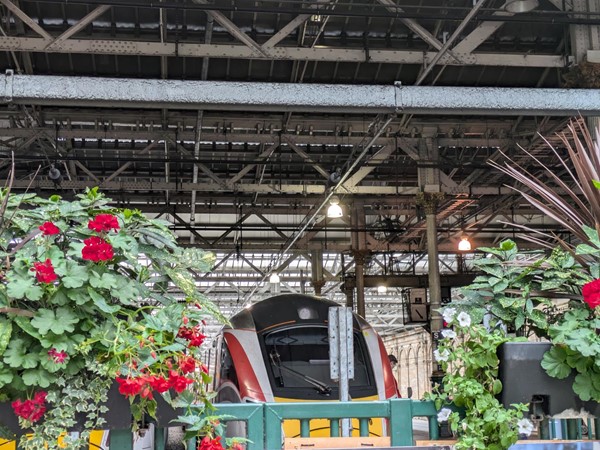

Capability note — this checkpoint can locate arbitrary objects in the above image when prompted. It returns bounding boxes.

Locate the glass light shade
[377,285,388,294]
[458,237,472,252]
[269,273,280,283]
[505,0,538,13]
[327,202,343,218]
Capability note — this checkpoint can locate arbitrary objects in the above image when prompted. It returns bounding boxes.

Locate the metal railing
[204,398,439,450]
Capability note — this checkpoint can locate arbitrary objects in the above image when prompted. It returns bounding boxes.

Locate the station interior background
[0,0,597,398]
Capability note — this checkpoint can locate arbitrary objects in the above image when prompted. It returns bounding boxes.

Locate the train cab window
[263,326,375,399]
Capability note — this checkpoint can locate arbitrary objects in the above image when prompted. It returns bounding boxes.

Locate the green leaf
[0,365,14,388]
[541,346,572,379]
[89,271,118,290]
[55,260,89,288]
[108,275,139,304]
[572,371,596,401]
[21,368,55,388]
[0,318,12,357]
[88,287,119,313]
[3,338,39,368]
[6,276,43,300]
[582,225,600,248]
[592,179,600,190]
[31,307,79,335]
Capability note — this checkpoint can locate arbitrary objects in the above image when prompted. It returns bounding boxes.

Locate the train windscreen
[263,326,376,399]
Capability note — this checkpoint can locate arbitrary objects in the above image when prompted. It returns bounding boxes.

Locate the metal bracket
[3,69,13,103]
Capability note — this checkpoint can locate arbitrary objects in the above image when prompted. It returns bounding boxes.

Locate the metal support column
[311,249,325,296]
[354,251,367,318]
[350,201,369,318]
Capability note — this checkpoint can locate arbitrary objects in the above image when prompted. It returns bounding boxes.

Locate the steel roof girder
[7,72,600,116]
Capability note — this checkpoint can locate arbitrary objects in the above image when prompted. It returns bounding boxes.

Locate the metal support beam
[0,37,564,67]
[6,72,600,115]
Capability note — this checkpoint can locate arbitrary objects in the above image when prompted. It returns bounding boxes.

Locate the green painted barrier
[212,399,439,450]
[105,399,440,450]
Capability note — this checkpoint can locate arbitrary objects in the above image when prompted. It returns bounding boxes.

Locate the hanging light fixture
[327,196,343,218]
[458,236,472,252]
[504,0,538,13]
[269,272,280,284]
[377,285,388,294]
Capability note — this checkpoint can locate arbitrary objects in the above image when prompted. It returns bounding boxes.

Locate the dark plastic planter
[0,382,181,438]
[497,342,599,417]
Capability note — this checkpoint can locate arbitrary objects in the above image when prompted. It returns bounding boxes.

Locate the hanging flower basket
[0,188,224,450]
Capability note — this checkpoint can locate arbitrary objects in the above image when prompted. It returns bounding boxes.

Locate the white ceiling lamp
[269,272,280,284]
[327,196,343,218]
[505,0,538,13]
[377,285,388,294]
[458,236,472,252]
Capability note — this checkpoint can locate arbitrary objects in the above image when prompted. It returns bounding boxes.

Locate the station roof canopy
[0,0,597,335]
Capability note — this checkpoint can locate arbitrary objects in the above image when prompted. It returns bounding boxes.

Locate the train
[211,293,399,437]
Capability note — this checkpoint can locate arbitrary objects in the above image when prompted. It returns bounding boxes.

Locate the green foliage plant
[0,188,230,450]
[426,309,530,450]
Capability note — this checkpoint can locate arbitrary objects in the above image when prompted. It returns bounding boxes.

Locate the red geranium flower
[31,259,58,283]
[48,348,68,364]
[198,436,224,450]
[88,214,120,233]
[82,236,114,262]
[582,279,600,309]
[39,221,60,236]
[11,391,47,423]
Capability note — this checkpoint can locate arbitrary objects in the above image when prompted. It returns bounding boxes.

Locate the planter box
[498,342,599,418]
[0,382,181,438]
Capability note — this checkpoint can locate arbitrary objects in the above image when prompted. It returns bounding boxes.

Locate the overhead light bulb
[269,273,280,284]
[327,196,343,218]
[504,0,538,13]
[377,285,387,294]
[458,236,472,252]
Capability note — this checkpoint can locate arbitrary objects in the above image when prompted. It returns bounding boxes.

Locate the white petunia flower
[517,418,534,436]
[442,307,457,324]
[441,329,456,340]
[457,311,472,327]
[434,348,450,362]
[437,408,452,422]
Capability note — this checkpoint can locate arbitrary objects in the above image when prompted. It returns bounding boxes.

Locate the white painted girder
[0,36,564,67]
[6,72,600,116]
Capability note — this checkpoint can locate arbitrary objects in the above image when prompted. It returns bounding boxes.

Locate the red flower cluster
[48,348,68,364]
[88,214,120,233]
[31,259,58,283]
[82,236,114,262]
[198,436,224,450]
[178,325,206,347]
[179,355,196,374]
[116,370,194,399]
[11,391,47,423]
[39,221,60,236]
[582,279,600,309]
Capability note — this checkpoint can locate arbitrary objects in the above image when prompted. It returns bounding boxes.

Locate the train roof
[228,294,370,333]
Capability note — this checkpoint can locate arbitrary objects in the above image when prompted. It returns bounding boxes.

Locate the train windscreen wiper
[269,351,332,396]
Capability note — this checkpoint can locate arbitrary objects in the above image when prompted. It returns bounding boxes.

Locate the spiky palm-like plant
[490,118,600,268]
